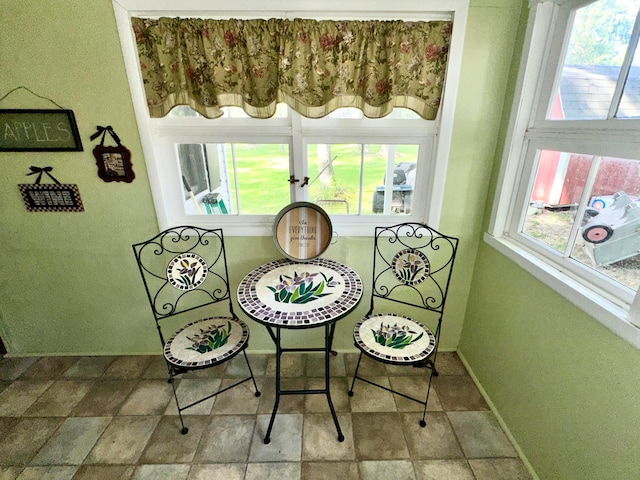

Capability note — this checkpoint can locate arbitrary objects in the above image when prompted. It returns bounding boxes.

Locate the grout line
[456,350,540,480]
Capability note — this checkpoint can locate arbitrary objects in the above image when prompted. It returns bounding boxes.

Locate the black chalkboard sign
[0,109,83,151]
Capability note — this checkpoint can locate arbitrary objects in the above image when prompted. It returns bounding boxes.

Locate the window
[113,0,468,236]
[488,0,640,346]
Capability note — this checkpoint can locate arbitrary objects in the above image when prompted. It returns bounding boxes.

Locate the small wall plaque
[18,166,84,212]
[0,109,83,152]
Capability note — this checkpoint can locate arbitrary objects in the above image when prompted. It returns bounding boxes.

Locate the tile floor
[0,351,532,480]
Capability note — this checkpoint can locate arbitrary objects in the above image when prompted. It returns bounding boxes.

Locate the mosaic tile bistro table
[237,257,363,443]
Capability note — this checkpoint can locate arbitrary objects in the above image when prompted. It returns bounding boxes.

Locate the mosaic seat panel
[354,314,436,364]
[164,316,249,368]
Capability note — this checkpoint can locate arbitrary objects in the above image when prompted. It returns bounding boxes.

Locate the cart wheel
[582,225,613,244]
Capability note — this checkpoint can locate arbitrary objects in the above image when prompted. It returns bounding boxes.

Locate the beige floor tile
[224,353,268,377]
[344,352,387,377]
[131,464,190,480]
[304,376,351,413]
[266,354,306,377]
[0,380,53,416]
[118,380,174,415]
[249,414,303,462]
[85,416,161,464]
[139,415,207,464]
[388,376,442,412]
[302,413,355,461]
[211,377,263,414]
[0,357,38,381]
[413,459,475,480]
[0,417,63,465]
[195,415,255,463]
[351,412,410,460]
[71,380,136,416]
[432,352,468,375]
[469,458,533,480]
[20,357,78,380]
[300,461,359,480]
[305,352,346,377]
[71,465,135,480]
[30,417,112,466]
[359,460,416,480]
[432,375,489,411]
[447,411,517,458]
[15,466,79,480]
[102,356,152,379]
[63,356,115,378]
[23,380,93,416]
[349,376,397,412]
[187,464,246,480]
[401,412,464,459]
[163,378,221,415]
[0,466,23,480]
[258,377,306,414]
[245,462,301,480]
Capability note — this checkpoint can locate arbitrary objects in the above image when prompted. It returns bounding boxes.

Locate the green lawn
[222,143,418,214]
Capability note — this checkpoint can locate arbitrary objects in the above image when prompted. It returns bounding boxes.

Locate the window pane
[178,144,209,197]
[523,150,592,253]
[306,144,418,215]
[617,42,640,118]
[524,150,640,290]
[571,156,640,290]
[223,143,291,214]
[551,0,637,120]
[179,143,291,215]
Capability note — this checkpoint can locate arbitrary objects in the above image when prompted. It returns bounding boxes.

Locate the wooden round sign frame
[273,202,333,261]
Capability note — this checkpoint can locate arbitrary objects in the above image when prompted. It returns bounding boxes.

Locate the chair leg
[243,350,261,398]
[420,371,435,428]
[348,351,364,397]
[167,368,189,435]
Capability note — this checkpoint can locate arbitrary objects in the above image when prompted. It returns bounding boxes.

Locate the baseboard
[456,350,540,480]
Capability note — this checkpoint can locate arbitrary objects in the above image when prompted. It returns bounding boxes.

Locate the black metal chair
[349,223,458,427]
[132,226,260,434]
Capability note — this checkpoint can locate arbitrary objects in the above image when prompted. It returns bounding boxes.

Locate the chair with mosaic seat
[132,226,260,434]
[349,222,459,427]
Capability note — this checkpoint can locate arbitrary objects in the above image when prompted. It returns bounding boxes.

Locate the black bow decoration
[90,126,121,146]
[26,166,61,184]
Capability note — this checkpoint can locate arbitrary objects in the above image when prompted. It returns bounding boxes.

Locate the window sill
[483,232,640,350]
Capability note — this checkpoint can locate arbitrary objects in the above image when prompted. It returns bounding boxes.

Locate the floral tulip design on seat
[268,271,340,304]
[373,322,423,349]
[186,322,232,354]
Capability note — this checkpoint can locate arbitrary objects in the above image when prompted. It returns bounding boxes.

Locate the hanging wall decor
[18,166,84,212]
[0,87,83,152]
[90,125,135,183]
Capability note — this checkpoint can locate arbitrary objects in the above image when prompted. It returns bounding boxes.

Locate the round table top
[237,258,363,328]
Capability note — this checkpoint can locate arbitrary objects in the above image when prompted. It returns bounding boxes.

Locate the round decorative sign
[166,253,208,290]
[273,202,332,262]
[391,248,430,286]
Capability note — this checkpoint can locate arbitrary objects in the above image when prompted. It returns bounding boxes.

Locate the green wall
[0,0,520,356]
[459,2,640,480]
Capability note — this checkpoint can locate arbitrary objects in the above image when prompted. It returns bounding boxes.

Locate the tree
[565,0,637,66]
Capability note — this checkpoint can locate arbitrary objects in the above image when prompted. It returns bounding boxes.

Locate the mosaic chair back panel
[371,223,458,314]
[133,226,231,319]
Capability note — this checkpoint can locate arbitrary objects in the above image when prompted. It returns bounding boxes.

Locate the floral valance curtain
[131,17,452,119]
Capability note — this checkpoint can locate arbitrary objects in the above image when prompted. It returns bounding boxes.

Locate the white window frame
[487,0,640,348]
[112,0,469,236]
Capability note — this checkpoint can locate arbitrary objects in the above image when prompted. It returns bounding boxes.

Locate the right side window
[490,0,640,328]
